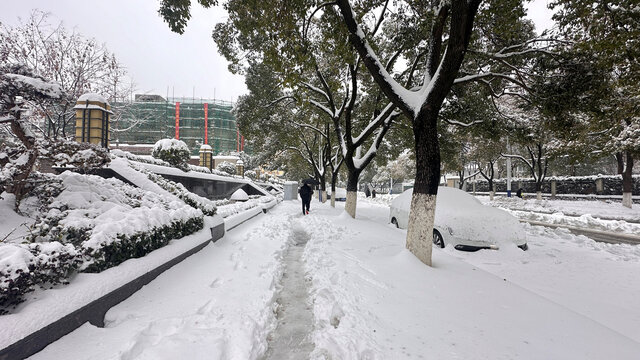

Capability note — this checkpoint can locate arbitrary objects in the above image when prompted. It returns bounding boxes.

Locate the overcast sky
[1,0,555,103]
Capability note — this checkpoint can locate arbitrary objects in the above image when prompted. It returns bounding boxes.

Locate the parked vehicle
[389,187,528,251]
[328,187,347,201]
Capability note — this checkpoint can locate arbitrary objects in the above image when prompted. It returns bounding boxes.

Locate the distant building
[111,95,246,156]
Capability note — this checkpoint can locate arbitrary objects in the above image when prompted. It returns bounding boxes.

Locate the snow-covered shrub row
[470,175,640,195]
[187,163,237,177]
[151,139,190,171]
[84,216,203,272]
[0,171,205,313]
[143,170,217,216]
[111,149,169,167]
[0,242,81,314]
[216,197,265,218]
[111,149,238,178]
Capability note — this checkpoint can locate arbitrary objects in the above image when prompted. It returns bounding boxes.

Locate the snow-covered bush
[143,170,217,216]
[244,169,257,180]
[151,139,190,171]
[216,161,236,175]
[27,171,204,271]
[83,216,203,272]
[111,149,169,167]
[44,140,110,171]
[0,242,81,314]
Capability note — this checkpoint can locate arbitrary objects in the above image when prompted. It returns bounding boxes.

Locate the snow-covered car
[389,187,528,251]
[328,187,347,201]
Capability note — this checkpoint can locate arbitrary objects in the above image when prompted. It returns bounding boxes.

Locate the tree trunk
[488,179,494,200]
[330,182,337,208]
[618,152,634,208]
[535,180,543,200]
[9,114,38,209]
[344,169,361,218]
[405,112,440,267]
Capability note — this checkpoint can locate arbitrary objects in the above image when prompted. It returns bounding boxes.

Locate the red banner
[204,103,208,144]
[175,102,180,139]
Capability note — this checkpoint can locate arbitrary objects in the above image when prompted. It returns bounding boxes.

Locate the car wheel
[391,217,399,228]
[432,229,445,248]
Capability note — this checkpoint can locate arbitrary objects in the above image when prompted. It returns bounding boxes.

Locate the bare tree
[0,10,135,140]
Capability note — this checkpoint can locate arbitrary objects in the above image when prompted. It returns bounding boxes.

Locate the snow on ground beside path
[29,206,296,360]
[301,200,640,359]
[444,223,640,343]
[481,195,640,225]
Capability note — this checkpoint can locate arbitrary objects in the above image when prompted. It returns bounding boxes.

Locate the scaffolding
[111,95,241,156]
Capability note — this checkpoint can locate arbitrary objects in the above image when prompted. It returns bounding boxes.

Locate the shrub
[1,242,81,314]
[151,139,190,171]
[244,170,257,180]
[216,161,236,175]
[83,216,203,273]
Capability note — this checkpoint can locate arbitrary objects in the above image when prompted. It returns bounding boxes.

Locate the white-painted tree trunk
[331,195,336,207]
[489,191,494,201]
[536,191,542,200]
[345,191,357,218]
[623,192,632,208]
[405,193,436,267]
[321,190,327,203]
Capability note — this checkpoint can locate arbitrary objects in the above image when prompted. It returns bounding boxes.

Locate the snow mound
[230,189,249,201]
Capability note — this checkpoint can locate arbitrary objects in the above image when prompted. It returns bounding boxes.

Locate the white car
[328,187,347,201]
[389,187,527,251]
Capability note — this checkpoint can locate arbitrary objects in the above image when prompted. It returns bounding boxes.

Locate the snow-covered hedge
[151,139,190,171]
[0,242,81,314]
[83,216,203,272]
[216,195,273,218]
[1,170,205,313]
[470,175,640,195]
[111,149,240,178]
[144,170,217,216]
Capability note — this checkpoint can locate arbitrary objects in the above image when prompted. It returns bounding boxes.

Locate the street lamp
[236,159,244,178]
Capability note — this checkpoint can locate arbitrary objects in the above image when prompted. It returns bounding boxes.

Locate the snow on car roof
[391,186,480,212]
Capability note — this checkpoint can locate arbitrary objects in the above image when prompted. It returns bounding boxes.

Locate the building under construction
[111,95,245,156]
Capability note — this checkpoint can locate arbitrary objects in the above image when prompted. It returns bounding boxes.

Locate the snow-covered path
[28,199,640,359]
[30,205,295,360]
[263,222,314,360]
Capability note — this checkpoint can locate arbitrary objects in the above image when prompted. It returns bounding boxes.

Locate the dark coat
[299,184,312,201]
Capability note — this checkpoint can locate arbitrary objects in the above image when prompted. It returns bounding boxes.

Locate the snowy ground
[479,195,640,234]
[27,198,640,359]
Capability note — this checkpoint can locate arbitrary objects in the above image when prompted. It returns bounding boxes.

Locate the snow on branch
[454,72,529,90]
[309,99,335,118]
[302,82,331,104]
[444,119,483,127]
[290,120,328,139]
[352,112,398,170]
[264,95,298,108]
[351,102,397,146]
[501,153,532,171]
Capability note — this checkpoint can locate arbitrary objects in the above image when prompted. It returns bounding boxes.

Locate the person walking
[299,183,312,215]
